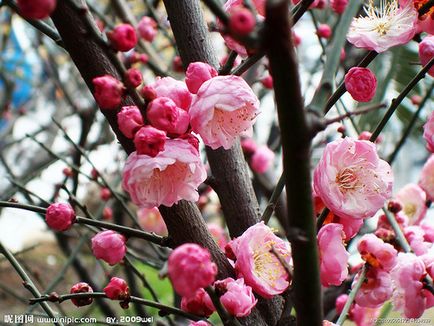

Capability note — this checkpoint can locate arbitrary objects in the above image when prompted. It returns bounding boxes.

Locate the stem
[0,200,168,246]
[324,103,386,125]
[0,242,62,326]
[370,56,434,143]
[336,264,367,326]
[265,1,322,325]
[261,171,286,224]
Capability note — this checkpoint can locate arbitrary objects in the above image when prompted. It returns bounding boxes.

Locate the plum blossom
[354,268,393,308]
[317,24,332,39]
[357,234,397,271]
[424,111,434,152]
[91,230,127,265]
[125,68,142,88]
[404,225,431,255]
[409,0,434,34]
[185,62,218,94]
[150,77,192,111]
[17,0,56,19]
[250,146,275,174]
[313,137,393,220]
[122,138,206,208]
[70,282,93,307]
[318,223,349,287]
[137,16,158,42]
[181,288,215,317]
[216,278,257,317]
[117,106,144,139]
[344,67,377,102]
[208,223,229,250]
[391,252,428,318]
[45,202,76,231]
[330,0,348,14]
[228,7,256,36]
[146,97,190,136]
[133,126,166,157]
[107,24,138,52]
[395,184,427,225]
[138,207,167,236]
[168,243,217,297]
[419,155,434,200]
[189,75,260,150]
[104,277,130,301]
[92,75,124,109]
[419,35,434,77]
[335,294,381,326]
[347,0,418,53]
[225,222,292,298]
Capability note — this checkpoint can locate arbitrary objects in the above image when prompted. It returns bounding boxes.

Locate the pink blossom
[336,294,380,326]
[125,68,143,88]
[117,106,144,139]
[102,207,113,220]
[395,184,427,225]
[313,137,393,220]
[330,0,348,14]
[168,243,217,297]
[419,35,434,77]
[17,0,56,19]
[104,277,130,300]
[45,202,76,231]
[357,234,397,271]
[137,207,168,236]
[260,75,273,89]
[241,138,258,155]
[173,56,184,72]
[146,97,190,136]
[107,24,138,52]
[100,187,111,201]
[419,154,434,200]
[133,125,166,157]
[424,111,434,152]
[344,67,377,102]
[217,278,257,317]
[391,252,427,318]
[226,222,292,298]
[189,322,209,326]
[229,7,256,36]
[140,84,157,101]
[354,268,393,308]
[92,75,124,109]
[179,133,200,151]
[318,223,349,287]
[185,62,218,94]
[347,0,417,53]
[421,220,434,242]
[250,146,275,174]
[189,75,260,150]
[412,0,434,34]
[137,16,158,42]
[150,77,192,111]
[181,288,215,317]
[317,24,332,39]
[207,223,228,250]
[91,230,127,265]
[70,282,93,307]
[404,225,431,255]
[122,138,206,208]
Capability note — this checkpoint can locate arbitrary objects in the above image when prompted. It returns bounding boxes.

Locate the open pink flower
[91,230,127,265]
[424,111,434,152]
[404,225,432,255]
[17,0,56,19]
[189,75,260,150]
[122,138,206,208]
[313,137,393,220]
[347,0,417,53]
[419,155,434,200]
[335,294,381,326]
[150,77,192,111]
[344,67,377,102]
[357,234,397,271]
[185,62,218,94]
[318,223,349,287]
[395,184,427,225]
[137,207,167,236]
[226,222,292,298]
[168,243,217,297]
[217,278,257,317]
[181,288,215,317]
[354,268,393,308]
[137,16,158,42]
[391,252,427,318]
[45,202,76,231]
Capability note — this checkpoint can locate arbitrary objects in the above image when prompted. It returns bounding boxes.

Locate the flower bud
[91,230,127,265]
[17,0,56,20]
[229,7,256,36]
[137,16,158,42]
[117,106,144,139]
[217,278,257,317]
[147,97,190,136]
[100,188,111,201]
[104,277,130,300]
[260,75,273,89]
[70,282,93,307]
[250,146,275,174]
[185,62,218,94]
[181,288,215,317]
[140,85,157,101]
[125,68,143,88]
[330,0,348,14]
[173,56,184,72]
[419,35,434,77]
[102,207,113,220]
[317,24,332,39]
[45,203,76,231]
[344,67,377,102]
[107,24,137,52]
[134,125,166,157]
[92,75,124,109]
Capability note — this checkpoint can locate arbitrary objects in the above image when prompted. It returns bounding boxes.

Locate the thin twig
[261,171,286,224]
